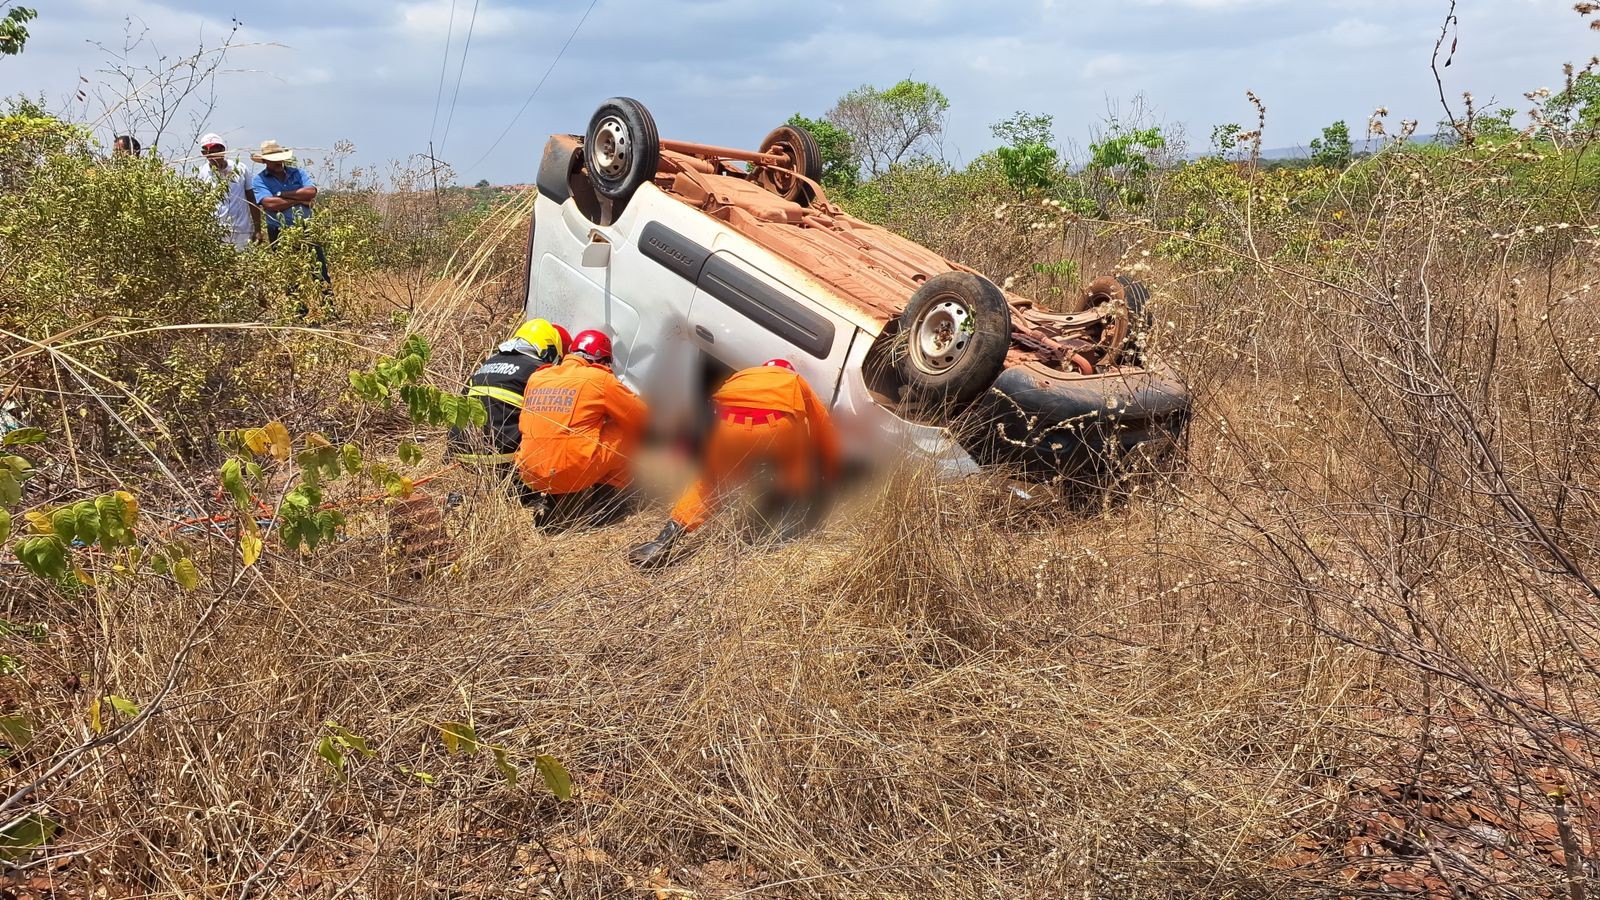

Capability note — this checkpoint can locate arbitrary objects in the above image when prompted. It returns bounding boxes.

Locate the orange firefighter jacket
[711,366,841,478]
[515,355,649,495]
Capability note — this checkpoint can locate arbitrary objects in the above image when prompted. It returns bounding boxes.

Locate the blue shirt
[252,165,315,229]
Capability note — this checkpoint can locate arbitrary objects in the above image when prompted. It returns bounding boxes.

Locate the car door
[686,251,858,404]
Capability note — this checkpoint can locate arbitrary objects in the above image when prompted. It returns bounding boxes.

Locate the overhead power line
[463,0,600,177]
[428,0,460,147]
[438,0,481,154]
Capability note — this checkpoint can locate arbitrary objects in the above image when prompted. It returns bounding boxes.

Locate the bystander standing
[199,133,261,250]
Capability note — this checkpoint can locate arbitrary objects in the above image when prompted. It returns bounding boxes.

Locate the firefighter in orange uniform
[629,358,840,568]
[516,329,648,521]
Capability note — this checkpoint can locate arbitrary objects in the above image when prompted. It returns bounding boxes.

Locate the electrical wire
[427,0,460,147]
[438,0,481,155]
[462,0,600,177]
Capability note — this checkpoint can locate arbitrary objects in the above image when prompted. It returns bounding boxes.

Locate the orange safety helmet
[569,329,613,363]
[762,358,795,371]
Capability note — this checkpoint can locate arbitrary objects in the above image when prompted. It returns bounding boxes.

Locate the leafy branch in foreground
[348,333,486,430]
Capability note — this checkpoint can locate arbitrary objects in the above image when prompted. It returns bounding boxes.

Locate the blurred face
[203,145,226,171]
[265,159,286,176]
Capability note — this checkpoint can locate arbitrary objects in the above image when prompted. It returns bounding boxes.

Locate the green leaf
[397,442,423,466]
[150,553,170,576]
[492,746,519,790]
[0,469,18,506]
[49,506,77,545]
[0,509,10,544]
[439,721,480,755]
[0,812,59,861]
[0,713,32,753]
[536,754,572,800]
[15,535,66,580]
[316,735,345,777]
[94,494,133,551]
[1,427,45,447]
[70,501,99,545]
[342,444,363,475]
[220,458,251,508]
[326,722,375,758]
[172,557,199,591]
[411,770,435,785]
[107,695,140,718]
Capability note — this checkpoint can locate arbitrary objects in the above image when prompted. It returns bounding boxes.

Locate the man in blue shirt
[251,139,331,314]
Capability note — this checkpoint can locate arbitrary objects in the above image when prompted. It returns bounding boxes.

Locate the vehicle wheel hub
[591,116,631,178]
[911,297,972,374]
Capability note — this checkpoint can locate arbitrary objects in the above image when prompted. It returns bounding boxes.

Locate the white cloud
[1082,53,1134,79]
[396,0,534,40]
[1327,17,1392,48]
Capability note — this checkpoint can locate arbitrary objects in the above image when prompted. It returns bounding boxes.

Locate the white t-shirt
[211,160,255,248]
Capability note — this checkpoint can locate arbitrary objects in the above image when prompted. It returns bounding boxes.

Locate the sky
[6,0,1598,184]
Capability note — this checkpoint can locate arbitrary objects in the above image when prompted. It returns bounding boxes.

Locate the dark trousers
[267,222,332,318]
[518,482,634,530]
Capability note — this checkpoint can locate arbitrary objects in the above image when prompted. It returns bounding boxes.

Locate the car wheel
[1114,275,1153,366]
[755,124,823,205]
[1071,274,1141,367]
[896,272,1012,408]
[584,97,661,201]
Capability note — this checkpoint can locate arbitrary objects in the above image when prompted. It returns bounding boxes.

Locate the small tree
[990,111,1058,195]
[785,113,858,194]
[1309,120,1353,169]
[1542,71,1600,140]
[1086,122,1168,207]
[1210,123,1242,159]
[825,79,949,179]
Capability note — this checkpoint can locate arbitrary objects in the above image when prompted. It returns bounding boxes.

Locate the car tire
[1115,275,1153,366]
[583,97,660,202]
[756,124,823,205]
[896,272,1012,408]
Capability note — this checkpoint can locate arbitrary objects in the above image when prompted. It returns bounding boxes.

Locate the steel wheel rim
[910,296,972,375]
[592,115,632,179]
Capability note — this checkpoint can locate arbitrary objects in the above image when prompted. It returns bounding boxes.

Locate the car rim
[911,296,972,375]
[591,115,632,179]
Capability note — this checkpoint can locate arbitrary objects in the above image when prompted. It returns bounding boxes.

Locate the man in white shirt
[199,133,261,249]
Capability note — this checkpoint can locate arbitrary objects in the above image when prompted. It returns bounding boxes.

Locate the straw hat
[251,139,294,163]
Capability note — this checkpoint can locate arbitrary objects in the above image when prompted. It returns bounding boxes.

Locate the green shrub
[0,113,300,456]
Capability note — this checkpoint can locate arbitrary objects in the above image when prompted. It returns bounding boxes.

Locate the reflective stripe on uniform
[452,451,517,464]
[466,385,525,407]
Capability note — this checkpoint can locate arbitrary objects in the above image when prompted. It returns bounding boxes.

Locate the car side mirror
[581,232,611,268]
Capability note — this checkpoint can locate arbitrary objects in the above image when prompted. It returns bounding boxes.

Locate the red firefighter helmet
[763,358,795,371]
[569,329,613,363]
[551,324,572,355]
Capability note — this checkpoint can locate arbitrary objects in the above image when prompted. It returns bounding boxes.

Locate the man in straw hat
[250,139,332,315]
[199,133,261,250]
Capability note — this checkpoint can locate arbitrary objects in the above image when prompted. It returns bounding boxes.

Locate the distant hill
[1196,133,1445,162]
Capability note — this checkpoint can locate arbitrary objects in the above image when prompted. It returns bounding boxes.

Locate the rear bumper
[959,362,1192,477]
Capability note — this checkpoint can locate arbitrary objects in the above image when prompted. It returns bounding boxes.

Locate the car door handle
[694,325,714,343]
